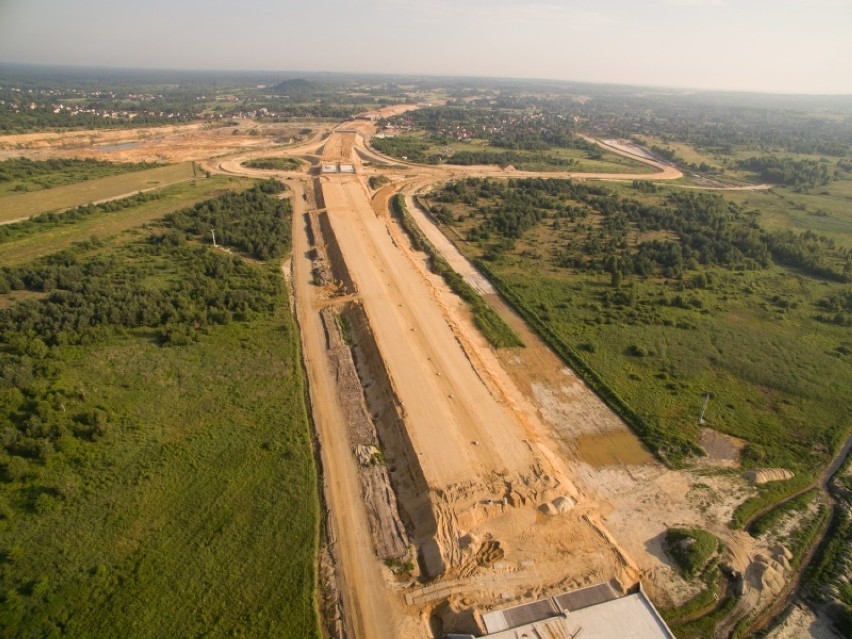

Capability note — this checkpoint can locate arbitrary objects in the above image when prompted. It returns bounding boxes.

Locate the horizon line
[2,60,851,99]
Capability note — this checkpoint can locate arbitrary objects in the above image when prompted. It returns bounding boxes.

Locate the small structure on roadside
[452,582,675,639]
[321,163,356,175]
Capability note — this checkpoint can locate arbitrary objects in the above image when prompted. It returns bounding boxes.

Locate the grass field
[722,182,852,249]
[0,162,197,223]
[0,184,320,637]
[633,134,730,175]
[0,175,253,266]
[486,264,850,471]
[604,177,852,249]
[0,315,320,638]
[372,134,654,173]
[442,139,654,173]
[0,159,157,197]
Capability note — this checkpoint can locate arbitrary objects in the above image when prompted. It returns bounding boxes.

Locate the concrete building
[451,582,675,639]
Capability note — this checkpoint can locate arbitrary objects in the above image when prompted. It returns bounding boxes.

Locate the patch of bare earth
[766,604,842,639]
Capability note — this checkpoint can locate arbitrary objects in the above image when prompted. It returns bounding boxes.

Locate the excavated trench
[316,211,356,293]
[307,205,442,578]
[344,304,444,580]
[320,304,409,561]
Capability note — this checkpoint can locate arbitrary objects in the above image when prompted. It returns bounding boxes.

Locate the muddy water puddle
[575,430,653,467]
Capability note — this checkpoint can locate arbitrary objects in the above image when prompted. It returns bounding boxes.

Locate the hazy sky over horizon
[0,0,850,94]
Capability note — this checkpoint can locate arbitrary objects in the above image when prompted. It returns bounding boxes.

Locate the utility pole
[211,228,217,247]
[698,393,711,425]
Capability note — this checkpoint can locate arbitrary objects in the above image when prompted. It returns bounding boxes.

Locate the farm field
[0,158,157,197]
[0,184,320,637]
[0,162,196,222]
[0,175,253,265]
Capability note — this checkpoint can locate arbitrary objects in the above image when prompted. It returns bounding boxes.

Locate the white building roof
[482,588,674,639]
[561,591,675,639]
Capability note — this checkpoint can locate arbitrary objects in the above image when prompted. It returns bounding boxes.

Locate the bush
[626,344,648,357]
[664,527,719,578]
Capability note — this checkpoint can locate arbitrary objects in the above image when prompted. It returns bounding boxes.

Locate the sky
[0,0,850,94]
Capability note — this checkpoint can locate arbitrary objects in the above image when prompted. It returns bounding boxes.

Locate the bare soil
[0,120,316,164]
[699,427,747,467]
[766,604,842,639]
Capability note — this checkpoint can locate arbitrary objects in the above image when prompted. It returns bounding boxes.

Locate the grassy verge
[804,505,852,634]
[731,474,815,530]
[243,157,303,171]
[391,194,522,348]
[747,488,821,536]
[0,162,196,222]
[787,504,830,564]
[671,593,739,639]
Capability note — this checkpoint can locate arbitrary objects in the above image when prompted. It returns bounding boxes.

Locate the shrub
[664,527,719,578]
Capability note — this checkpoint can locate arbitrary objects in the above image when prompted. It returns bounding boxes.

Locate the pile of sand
[538,495,576,516]
[743,469,795,484]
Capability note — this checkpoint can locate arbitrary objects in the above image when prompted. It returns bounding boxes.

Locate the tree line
[736,155,834,188]
[163,180,290,260]
[431,177,850,282]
